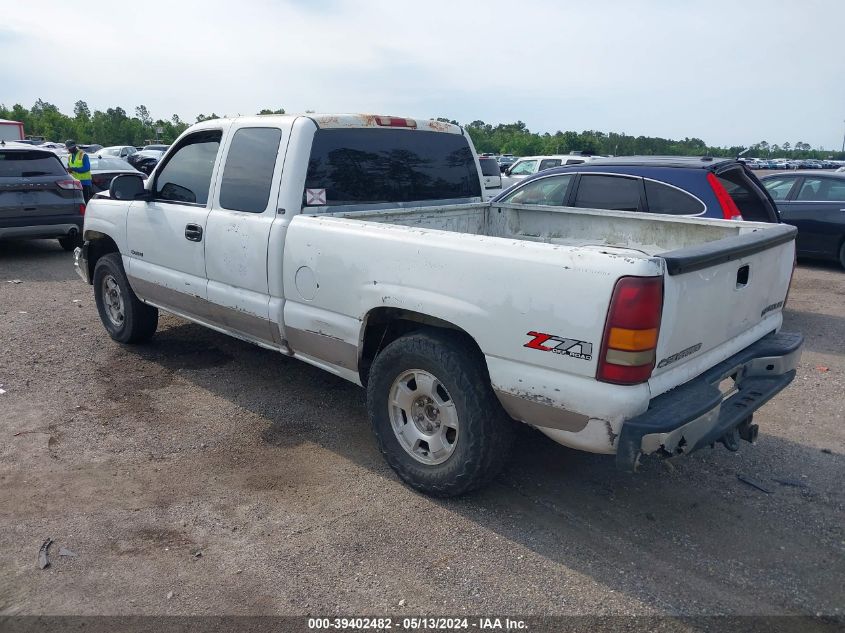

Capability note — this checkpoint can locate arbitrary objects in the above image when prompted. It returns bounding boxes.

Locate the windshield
[305,128,481,206]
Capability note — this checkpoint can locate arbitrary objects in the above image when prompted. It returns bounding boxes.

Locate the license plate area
[718,375,738,401]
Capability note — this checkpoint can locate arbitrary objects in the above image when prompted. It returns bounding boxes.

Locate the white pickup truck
[74,114,802,496]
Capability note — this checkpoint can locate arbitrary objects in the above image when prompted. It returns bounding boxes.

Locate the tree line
[2,99,841,160]
[441,119,844,160]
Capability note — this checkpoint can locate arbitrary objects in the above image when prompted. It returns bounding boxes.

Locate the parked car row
[744,158,843,170]
[760,172,845,268]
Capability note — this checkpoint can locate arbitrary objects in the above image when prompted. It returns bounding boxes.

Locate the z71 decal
[524,331,593,361]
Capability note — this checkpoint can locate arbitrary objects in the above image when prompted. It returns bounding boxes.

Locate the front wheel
[93,253,158,344]
[366,330,514,497]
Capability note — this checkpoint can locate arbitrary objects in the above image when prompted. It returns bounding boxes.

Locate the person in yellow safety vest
[65,140,92,202]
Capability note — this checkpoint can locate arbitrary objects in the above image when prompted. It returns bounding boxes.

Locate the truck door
[204,123,288,345]
[126,127,227,318]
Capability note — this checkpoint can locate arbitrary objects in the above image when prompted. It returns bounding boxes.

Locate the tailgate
[0,177,80,220]
[649,223,797,396]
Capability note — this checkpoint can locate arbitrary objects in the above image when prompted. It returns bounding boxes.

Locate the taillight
[783,250,797,309]
[375,116,417,128]
[597,276,663,385]
[79,203,86,216]
[707,172,743,220]
[57,179,82,190]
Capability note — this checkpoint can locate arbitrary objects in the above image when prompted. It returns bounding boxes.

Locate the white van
[501,153,600,188]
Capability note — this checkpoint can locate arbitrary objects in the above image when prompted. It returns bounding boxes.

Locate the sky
[2,0,844,149]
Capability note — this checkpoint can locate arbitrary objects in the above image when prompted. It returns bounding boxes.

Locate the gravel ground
[0,240,842,618]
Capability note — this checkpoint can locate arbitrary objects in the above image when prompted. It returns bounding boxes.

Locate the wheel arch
[83,231,120,284]
[358,307,485,386]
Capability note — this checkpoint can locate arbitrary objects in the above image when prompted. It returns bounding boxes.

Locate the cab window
[538,159,562,171]
[154,130,222,205]
[219,127,282,213]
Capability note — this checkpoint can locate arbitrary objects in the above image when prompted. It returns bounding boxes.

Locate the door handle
[185,224,203,242]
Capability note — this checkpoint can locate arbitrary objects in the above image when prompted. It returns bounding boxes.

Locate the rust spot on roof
[426,119,452,133]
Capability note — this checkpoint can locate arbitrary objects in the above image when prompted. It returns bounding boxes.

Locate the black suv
[0,142,86,251]
[493,156,780,222]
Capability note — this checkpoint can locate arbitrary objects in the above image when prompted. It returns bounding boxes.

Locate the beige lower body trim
[495,390,590,432]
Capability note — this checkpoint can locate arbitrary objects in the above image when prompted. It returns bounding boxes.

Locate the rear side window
[574,175,641,212]
[716,168,776,221]
[644,180,705,215]
[155,131,222,205]
[219,127,282,213]
[796,177,845,202]
[478,158,500,177]
[0,151,66,177]
[304,128,481,207]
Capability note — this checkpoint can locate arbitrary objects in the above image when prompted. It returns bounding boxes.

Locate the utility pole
[841,119,845,153]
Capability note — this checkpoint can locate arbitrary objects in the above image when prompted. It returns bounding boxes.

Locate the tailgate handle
[736,265,750,288]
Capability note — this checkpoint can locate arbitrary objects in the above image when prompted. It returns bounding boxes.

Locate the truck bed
[326,201,770,260]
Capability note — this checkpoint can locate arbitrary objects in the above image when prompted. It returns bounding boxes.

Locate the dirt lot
[0,240,843,619]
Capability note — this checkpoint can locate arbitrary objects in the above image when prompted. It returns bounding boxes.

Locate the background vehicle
[497,154,517,172]
[88,156,145,193]
[97,145,138,161]
[79,144,103,154]
[0,118,25,141]
[0,141,86,250]
[127,149,164,174]
[761,171,845,268]
[478,156,502,199]
[76,114,800,497]
[494,156,780,222]
[142,144,169,152]
[501,154,601,188]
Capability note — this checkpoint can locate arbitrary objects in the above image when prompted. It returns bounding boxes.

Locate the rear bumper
[616,331,803,472]
[0,219,82,240]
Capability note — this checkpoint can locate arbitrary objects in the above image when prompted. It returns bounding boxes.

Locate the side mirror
[110,174,149,201]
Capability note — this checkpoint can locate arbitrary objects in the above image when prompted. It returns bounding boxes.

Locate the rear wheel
[366,330,514,497]
[839,240,845,270]
[93,253,158,343]
[58,234,82,251]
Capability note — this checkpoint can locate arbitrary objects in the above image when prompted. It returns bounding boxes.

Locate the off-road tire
[93,253,158,344]
[367,330,514,497]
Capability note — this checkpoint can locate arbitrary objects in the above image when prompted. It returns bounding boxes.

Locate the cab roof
[190,113,463,135]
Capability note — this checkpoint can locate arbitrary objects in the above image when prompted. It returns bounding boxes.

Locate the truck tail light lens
[57,179,82,190]
[597,276,663,385]
[707,172,743,220]
[79,203,86,216]
[375,116,417,128]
